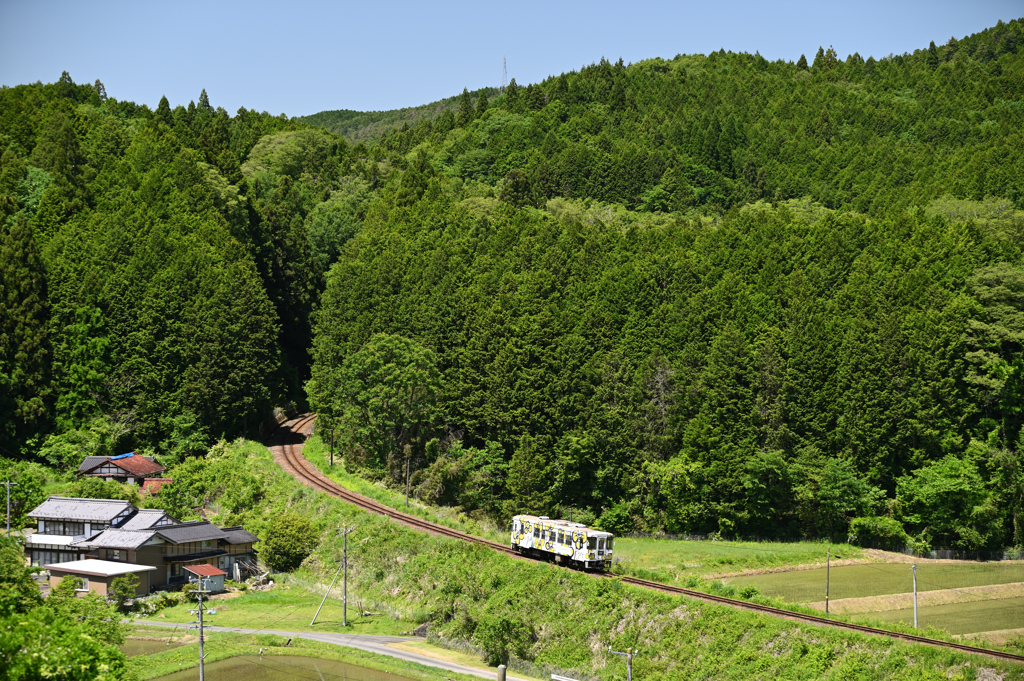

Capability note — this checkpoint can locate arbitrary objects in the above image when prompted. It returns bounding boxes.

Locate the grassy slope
[159,437,1024,679]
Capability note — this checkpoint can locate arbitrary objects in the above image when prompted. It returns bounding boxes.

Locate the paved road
[135,620,525,681]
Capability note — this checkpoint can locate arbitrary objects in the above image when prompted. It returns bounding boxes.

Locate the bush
[596,503,634,535]
[848,516,910,551]
[260,512,320,572]
[473,613,533,666]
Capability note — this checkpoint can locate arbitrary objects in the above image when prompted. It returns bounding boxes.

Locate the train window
[598,538,604,551]
[558,531,564,543]
[607,537,613,550]
[534,527,540,538]
[588,537,597,550]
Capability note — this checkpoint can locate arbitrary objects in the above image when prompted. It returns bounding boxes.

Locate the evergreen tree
[155,95,173,126]
[796,54,808,70]
[456,87,474,127]
[475,90,489,117]
[0,217,51,451]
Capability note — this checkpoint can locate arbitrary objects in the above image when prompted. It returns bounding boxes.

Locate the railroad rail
[270,414,1024,665]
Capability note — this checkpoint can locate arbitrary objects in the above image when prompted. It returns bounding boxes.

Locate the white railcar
[510,514,613,571]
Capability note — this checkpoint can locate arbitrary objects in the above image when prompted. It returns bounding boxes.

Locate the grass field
[611,537,863,582]
[148,579,412,636]
[724,562,1024,604]
[852,596,1024,636]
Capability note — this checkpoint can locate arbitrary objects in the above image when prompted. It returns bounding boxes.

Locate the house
[25,497,259,591]
[26,497,140,566]
[183,563,226,592]
[45,559,157,597]
[77,452,166,485]
[69,519,259,589]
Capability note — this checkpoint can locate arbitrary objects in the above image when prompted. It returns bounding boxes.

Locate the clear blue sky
[1,1,1019,117]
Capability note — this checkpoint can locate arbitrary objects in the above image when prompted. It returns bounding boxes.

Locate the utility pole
[311,526,355,627]
[912,564,918,629]
[189,576,212,681]
[825,547,830,614]
[405,449,411,508]
[2,481,17,535]
[609,647,638,681]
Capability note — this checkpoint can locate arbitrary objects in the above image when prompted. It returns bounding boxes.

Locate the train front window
[598,538,604,551]
[607,537,613,550]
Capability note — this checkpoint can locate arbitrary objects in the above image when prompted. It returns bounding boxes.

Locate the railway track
[270,414,1024,665]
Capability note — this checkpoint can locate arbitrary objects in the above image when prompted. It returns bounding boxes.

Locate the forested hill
[2,19,1024,551]
[298,86,498,145]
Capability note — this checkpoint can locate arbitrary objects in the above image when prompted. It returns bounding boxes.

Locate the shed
[182,563,227,592]
[45,559,157,597]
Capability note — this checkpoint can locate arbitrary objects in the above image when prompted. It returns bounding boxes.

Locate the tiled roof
[45,559,157,577]
[80,454,165,477]
[120,510,177,531]
[183,564,226,577]
[155,521,227,544]
[141,478,173,494]
[71,529,155,550]
[77,455,157,473]
[28,497,135,522]
[221,526,260,545]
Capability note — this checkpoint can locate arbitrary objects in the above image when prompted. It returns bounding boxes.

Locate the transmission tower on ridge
[502,56,507,93]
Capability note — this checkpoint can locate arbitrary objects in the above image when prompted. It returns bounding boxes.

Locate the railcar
[510,514,613,571]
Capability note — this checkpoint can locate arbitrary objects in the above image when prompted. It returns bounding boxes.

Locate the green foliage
[0,459,46,529]
[36,415,133,472]
[0,536,42,615]
[896,454,1001,549]
[108,573,140,611]
[0,541,130,679]
[847,516,911,551]
[59,476,140,505]
[260,511,320,572]
[473,613,534,665]
[310,333,442,483]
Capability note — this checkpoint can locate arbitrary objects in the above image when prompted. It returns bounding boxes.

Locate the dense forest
[2,19,1024,551]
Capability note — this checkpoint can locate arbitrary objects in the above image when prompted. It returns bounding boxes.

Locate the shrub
[596,503,634,535]
[848,516,910,551]
[473,613,533,666]
[260,512,320,572]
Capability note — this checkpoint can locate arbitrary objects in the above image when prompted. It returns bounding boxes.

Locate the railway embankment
[149,417,1024,679]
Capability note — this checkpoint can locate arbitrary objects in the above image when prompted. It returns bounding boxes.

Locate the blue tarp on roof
[110,452,135,460]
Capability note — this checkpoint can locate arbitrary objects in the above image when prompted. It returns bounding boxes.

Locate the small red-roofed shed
[141,478,173,495]
[183,563,227,592]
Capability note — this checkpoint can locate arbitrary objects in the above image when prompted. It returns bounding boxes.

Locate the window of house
[76,577,89,592]
[110,550,120,561]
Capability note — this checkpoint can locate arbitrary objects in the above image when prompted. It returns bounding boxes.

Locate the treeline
[307,18,1024,550]
[0,73,363,467]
